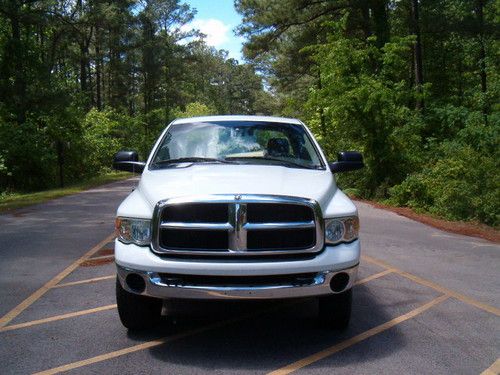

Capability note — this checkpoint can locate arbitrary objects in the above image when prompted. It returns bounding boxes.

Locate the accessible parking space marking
[32,302,297,375]
[362,255,500,316]
[0,305,116,332]
[0,269,393,334]
[12,265,394,373]
[0,262,392,334]
[0,233,115,329]
[267,294,450,375]
[52,275,115,289]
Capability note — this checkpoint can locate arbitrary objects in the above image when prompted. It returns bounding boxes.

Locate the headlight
[324,216,359,245]
[115,217,151,246]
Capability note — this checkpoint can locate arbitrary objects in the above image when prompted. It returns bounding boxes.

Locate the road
[0,178,498,375]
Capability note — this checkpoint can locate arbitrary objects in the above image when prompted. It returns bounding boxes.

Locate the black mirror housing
[329,151,364,173]
[113,150,145,173]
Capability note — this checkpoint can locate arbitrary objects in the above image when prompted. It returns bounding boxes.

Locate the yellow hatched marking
[6,267,388,333]
[355,269,393,286]
[267,294,449,375]
[52,275,115,288]
[0,233,115,328]
[362,255,500,316]
[33,303,290,375]
[0,305,116,332]
[3,264,390,334]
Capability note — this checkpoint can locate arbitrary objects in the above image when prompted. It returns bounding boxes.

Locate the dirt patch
[80,256,114,267]
[354,198,500,243]
[92,247,114,257]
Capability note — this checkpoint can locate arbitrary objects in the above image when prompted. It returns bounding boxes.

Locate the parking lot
[0,179,498,375]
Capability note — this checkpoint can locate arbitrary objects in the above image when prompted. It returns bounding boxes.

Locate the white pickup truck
[113,115,363,330]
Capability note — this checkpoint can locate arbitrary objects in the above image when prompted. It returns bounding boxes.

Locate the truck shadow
[126,281,432,371]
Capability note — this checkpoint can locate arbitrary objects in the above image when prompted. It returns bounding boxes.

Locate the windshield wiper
[153,157,236,166]
[224,156,320,170]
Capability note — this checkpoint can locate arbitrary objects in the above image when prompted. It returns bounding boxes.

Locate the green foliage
[1,0,498,228]
[307,30,416,196]
[82,109,126,175]
[173,102,217,118]
[389,111,500,226]
[0,0,271,193]
[0,118,55,190]
[237,0,499,226]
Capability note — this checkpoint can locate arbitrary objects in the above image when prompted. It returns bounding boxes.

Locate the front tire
[116,278,162,330]
[318,289,352,330]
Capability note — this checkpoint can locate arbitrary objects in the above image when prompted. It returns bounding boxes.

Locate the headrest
[267,138,290,157]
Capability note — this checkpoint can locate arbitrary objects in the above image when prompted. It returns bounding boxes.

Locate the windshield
[151,121,324,169]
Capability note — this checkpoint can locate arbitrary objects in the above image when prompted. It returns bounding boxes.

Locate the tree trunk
[56,141,64,188]
[9,1,26,124]
[80,43,88,93]
[371,0,389,48]
[95,27,102,110]
[476,0,488,123]
[317,71,327,139]
[358,0,371,40]
[410,0,424,109]
[476,0,487,94]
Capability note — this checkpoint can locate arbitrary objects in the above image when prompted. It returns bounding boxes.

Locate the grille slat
[247,203,314,223]
[247,228,316,250]
[162,203,228,223]
[153,195,323,257]
[160,229,228,250]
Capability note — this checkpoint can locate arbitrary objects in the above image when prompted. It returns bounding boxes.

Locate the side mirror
[329,151,364,173]
[113,151,146,173]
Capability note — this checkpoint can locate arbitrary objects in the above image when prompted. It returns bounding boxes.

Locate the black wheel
[116,278,162,330]
[318,288,352,330]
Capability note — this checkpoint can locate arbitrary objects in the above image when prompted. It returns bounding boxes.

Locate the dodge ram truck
[113,115,364,330]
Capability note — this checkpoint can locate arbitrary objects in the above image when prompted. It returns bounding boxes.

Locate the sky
[183,0,245,61]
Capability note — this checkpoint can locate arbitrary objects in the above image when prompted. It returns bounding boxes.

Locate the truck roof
[171,115,303,125]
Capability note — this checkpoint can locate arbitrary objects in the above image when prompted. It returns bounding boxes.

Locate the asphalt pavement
[0,178,498,375]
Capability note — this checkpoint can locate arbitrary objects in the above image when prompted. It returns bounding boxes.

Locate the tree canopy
[0,0,273,190]
[235,0,499,225]
[0,0,498,226]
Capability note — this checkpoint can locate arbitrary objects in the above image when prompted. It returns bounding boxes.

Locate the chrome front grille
[151,195,324,257]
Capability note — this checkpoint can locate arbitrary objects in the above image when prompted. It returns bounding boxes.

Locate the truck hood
[138,164,336,208]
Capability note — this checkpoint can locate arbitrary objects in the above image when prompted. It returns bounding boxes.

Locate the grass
[0,171,133,213]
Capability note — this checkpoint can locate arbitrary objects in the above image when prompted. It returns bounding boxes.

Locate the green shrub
[82,109,124,176]
[389,135,499,226]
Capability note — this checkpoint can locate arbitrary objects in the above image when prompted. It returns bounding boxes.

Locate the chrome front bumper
[116,264,358,300]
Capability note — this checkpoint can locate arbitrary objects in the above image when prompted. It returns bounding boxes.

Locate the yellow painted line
[267,294,449,375]
[0,305,116,333]
[0,233,115,328]
[52,275,115,289]
[355,269,393,286]
[361,256,398,272]
[481,358,500,375]
[33,302,291,375]
[362,255,500,317]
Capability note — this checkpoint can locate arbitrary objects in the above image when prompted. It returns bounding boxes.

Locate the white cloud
[183,18,230,47]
